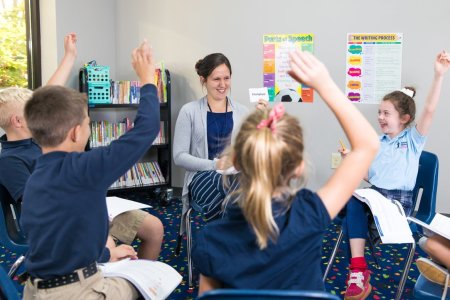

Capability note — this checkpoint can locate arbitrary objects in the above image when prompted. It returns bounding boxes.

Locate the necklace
[207,98,230,159]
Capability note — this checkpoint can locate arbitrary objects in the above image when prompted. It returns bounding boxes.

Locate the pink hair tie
[256,103,285,133]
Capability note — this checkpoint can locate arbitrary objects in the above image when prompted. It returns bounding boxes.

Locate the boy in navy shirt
[0,33,163,261]
[21,40,159,299]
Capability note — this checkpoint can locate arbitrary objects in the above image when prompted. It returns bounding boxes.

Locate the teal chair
[197,289,340,300]
[0,265,20,300]
[414,274,450,299]
[323,151,439,300]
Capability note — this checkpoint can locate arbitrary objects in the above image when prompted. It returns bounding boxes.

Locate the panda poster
[263,34,314,102]
[345,33,403,104]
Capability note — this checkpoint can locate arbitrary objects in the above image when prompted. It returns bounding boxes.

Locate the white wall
[44,0,450,213]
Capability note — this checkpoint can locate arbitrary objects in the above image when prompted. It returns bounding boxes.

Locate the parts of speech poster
[263,34,314,103]
[345,33,403,104]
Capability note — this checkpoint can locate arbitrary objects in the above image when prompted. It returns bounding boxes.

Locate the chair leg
[367,239,381,270]
[185,208,194,288]
[395,242,415,300]
[8,255,25,278]
[323,227,344,281]
[175,234,183,257]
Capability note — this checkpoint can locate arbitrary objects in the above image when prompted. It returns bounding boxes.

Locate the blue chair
[197,289,340,300]
[414,274,450,299]
[323,151,439,300]
[0,188,28,255]
[0,265,20,300]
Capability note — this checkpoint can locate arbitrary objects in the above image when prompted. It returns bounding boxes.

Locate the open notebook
[408,213,450,240]
[99,259,182,300]
[353,188,414,244]
[106,196,151,221]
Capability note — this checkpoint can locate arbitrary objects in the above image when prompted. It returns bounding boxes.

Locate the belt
[31,262,98,289]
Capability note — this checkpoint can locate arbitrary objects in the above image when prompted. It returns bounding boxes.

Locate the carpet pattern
[0,192,426,299]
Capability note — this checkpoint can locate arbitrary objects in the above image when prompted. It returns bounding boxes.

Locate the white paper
[249,87,269,103]
[216,166,239,175]
[408,213,450,240]
[100,259,182,300]
[353,188,414,244]
[106,196,151,222]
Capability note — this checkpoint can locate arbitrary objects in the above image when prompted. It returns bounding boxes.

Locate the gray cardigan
[173,96,249,201]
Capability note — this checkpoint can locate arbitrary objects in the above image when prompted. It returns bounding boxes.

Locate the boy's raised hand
[64,33,77,59]
[288,50,332,93]
[435,50,450,77]
[132,40,155,86]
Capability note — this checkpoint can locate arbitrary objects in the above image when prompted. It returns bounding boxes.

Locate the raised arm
[416,51,450,136]
[288,50,379,219]
[47,33,78,86]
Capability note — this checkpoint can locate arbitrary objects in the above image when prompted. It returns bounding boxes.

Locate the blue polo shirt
[192,189,331,291]
[21,84,160,279]
[368,126,426,191]
[0,135,41,203]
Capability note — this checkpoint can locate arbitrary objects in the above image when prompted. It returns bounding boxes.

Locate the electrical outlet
[331,152,342,169]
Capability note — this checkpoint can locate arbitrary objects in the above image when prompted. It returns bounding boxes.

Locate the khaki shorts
[109,209,147,245]
[23,269,138,300]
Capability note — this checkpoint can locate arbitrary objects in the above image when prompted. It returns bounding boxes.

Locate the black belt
[31,262,98,289]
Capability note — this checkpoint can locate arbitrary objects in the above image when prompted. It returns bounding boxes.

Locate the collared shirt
[0,135,41,203]
[368,126,426,191]
[192,189,331,291]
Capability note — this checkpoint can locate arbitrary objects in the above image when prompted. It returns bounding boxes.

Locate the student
[416,236,450,289]
[342,51,450,300]
[20,40,159,299]
[192,50,379,294]
[0,33,163,261]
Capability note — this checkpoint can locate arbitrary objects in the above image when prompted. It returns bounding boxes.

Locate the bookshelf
[80,67,172,197]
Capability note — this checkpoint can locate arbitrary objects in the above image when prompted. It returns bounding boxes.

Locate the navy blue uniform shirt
[21,84,160,279]
[0,135,41,204]
[192,189,331,291]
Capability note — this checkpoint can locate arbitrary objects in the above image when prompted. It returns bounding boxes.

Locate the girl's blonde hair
[230,106,304,249]
[0,87,32,129]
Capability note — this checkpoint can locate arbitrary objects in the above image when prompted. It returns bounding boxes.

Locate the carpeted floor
[0,191,426,299]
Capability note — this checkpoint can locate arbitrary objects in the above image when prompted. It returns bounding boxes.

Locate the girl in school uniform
[192,50,379,294]
[342,51,450,300]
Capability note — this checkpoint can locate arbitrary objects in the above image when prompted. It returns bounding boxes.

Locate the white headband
[400,88,414,98]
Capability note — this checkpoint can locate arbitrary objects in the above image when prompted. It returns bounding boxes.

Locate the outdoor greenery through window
[0,0,28,88]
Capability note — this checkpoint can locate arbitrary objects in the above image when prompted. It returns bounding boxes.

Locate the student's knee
[137,214,163,241]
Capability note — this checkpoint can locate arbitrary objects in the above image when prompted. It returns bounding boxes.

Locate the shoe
[344,269,372,300]
[416,257,449,285]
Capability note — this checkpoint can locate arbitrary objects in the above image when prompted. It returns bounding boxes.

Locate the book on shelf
[99,259,182,300]
[110,162,166,189]
[90,120,165,147]
[408,213,450,240]
[106,196,151,222]
[109,68,167,104]
[353,188,414,244]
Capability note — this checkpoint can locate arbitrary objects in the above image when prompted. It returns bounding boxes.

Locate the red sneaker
[344,269,372,300]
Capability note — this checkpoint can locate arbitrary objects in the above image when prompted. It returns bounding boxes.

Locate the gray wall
[43,0,450,213]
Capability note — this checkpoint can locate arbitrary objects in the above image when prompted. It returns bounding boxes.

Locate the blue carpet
[0,192,426,299]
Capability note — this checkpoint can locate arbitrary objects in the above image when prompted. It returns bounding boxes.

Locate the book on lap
[353,188,414,244]
[106,196,151,221]
[408,213,450,240]
[99,259,182,300]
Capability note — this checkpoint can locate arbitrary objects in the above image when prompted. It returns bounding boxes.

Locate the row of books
[90,120,166,148]
[110,162,166,189]
[110,67,168,104]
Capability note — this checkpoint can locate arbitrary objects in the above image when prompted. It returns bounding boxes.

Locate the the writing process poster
[263,34,314,102]
[346,33,403,104]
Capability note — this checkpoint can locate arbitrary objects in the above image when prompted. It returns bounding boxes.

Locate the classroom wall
[43,0,450,213]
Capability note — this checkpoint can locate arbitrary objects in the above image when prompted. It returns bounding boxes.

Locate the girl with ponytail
[192,50,379,294]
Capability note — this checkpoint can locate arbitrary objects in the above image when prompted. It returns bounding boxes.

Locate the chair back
[0,265,20,300]
[411,151,439,224]
[197,289,340,300]
[0,187,28,254]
